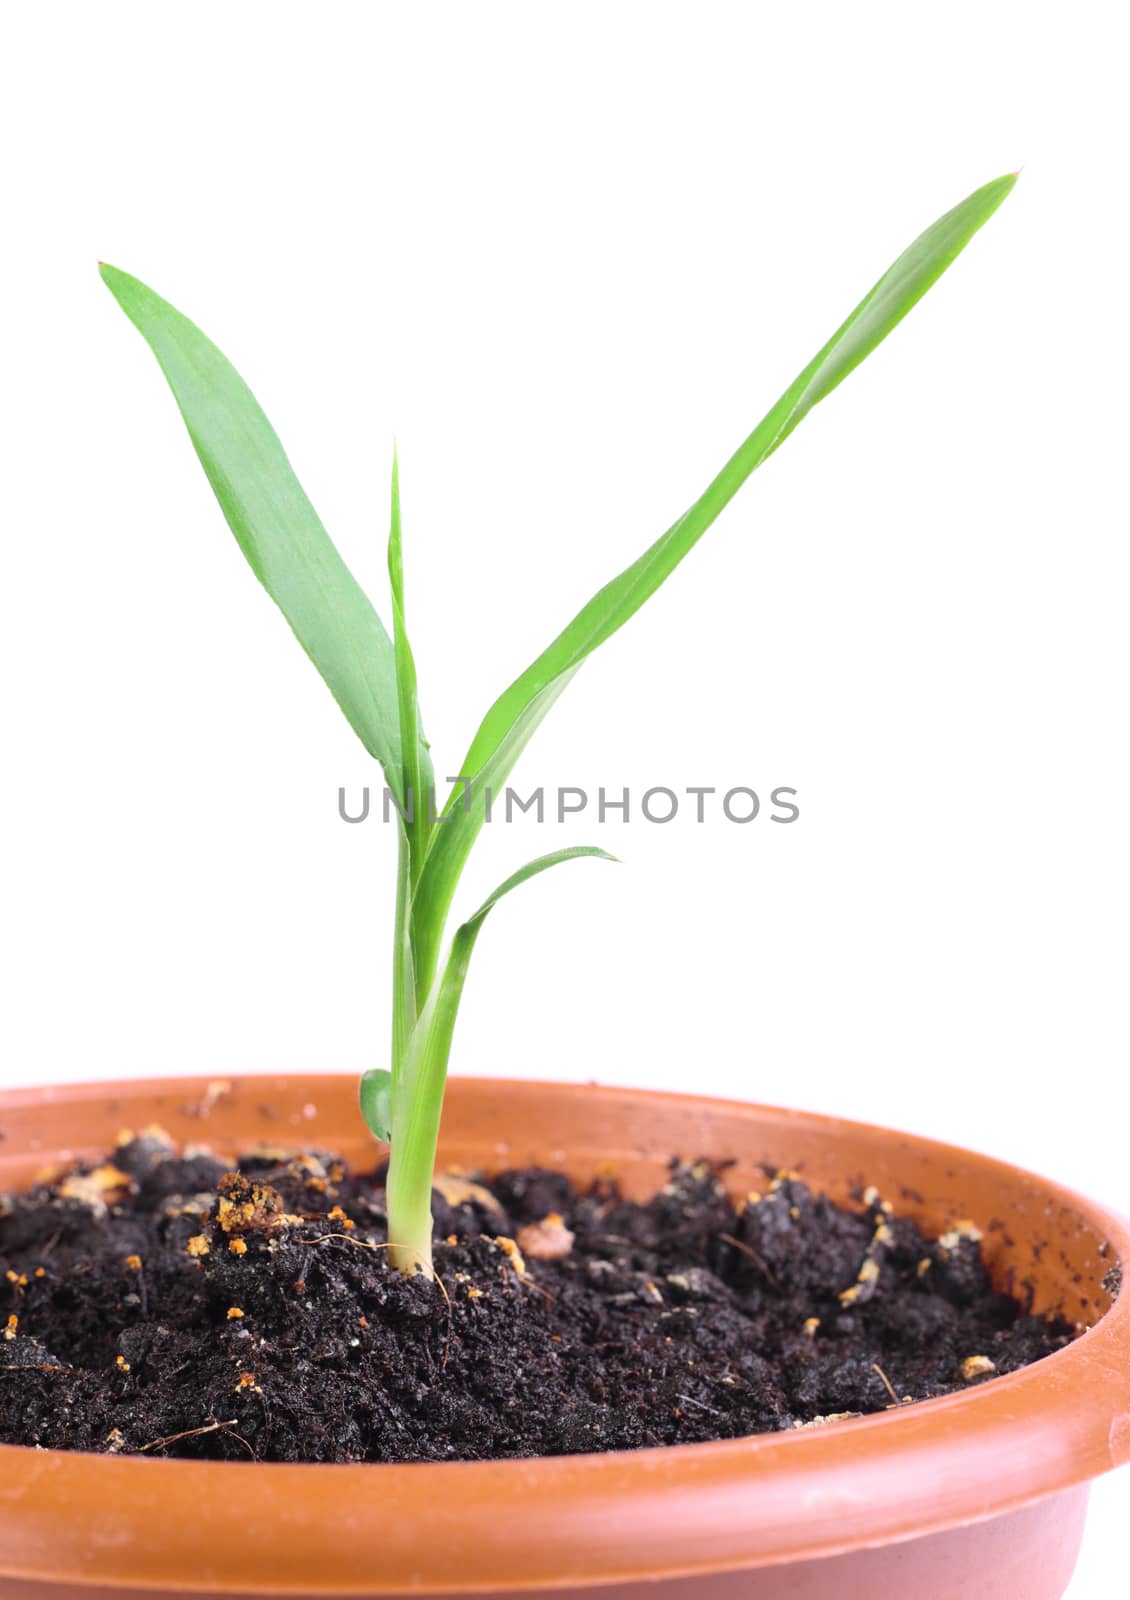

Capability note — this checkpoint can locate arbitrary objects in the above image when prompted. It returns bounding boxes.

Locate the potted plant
[1,175,1126,1599]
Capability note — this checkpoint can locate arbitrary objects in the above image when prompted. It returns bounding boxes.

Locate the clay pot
[0,1074,1126,1599]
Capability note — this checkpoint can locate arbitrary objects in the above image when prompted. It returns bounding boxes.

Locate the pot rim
[0,1074,1127,1595]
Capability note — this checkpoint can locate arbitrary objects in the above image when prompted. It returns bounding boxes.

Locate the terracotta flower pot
[0,1074,1126,1599]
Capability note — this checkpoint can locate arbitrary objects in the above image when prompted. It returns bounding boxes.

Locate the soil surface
[0,1132,1074,1461]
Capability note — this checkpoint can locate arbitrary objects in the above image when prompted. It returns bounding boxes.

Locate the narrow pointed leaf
[387,448,434,877]
[99,264,406,790]
[457,844,619,934]
[411,174,1016,967]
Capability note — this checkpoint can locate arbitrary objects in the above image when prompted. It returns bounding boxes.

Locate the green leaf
[456,844,619,933]
[99,264,408,793]
[384,846,616,1271]
[387,447,434,874]
[410,173,1017,987]
[359,1067,393,1144]
[424,846,619,1057]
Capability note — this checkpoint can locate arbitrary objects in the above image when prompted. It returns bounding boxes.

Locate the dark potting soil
[0,1131,1074,1462]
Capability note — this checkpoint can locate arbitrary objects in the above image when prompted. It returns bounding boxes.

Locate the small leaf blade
[99,264,406,789]
[359,1067,393,1144]
[415,844,618,1102]
[460,844,619,934]
[387,447,434,875]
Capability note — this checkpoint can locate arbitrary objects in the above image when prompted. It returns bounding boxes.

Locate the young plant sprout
[101,174,1014,1276]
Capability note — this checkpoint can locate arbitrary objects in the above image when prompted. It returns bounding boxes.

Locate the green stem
[384,848,614,1275]
[390,819,416,1076]
[387,817,431,1273]
[385,934,474,1276]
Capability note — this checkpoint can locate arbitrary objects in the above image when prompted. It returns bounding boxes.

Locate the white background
[1,2,1126,1589]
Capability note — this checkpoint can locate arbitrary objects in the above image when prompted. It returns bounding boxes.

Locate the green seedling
[101,173,1015,1275]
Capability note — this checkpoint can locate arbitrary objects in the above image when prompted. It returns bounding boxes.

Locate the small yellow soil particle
[491,1236,527,1277]
[515,1213,576,1262]
[243,1145,296,1163]
[226,1306,245,1320]
[961,1354,997,1380]
[938,1220,984,1250]
[34,1268,45,1280]
[198,1079,232,1115]
[358,1316,369,1328]
[114,1122,174,1154]
[216,1173,287,1235]
[186,1235,210,1258]
[446,1235,458,1246]
[228,1238,248,1257]
[59,1164,134,1215]
[839,1257,881,1305]
[803,1317,821,1337]
[917,1258,932,1278]
[466,1284,483,1299]
[105,1428,126,1452]
[125,1254,142,1273]
[433,1173,506,1217]
[838,1218,893,1306]
[4,1315,18,1340]
[88,1163,133,1193]
[237,1371,259,1390]
[5,1270,17,1283]
[115,1355,130,1371]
